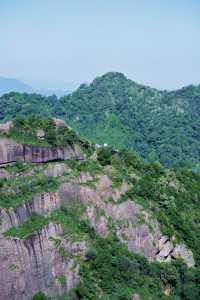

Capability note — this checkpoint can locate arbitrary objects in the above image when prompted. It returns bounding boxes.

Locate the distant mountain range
[0,77,71,97]
[0,77,33,95]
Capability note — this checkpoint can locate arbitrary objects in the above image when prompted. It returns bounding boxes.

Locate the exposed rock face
[117,222,161,261]
[58,178,160,260]
[171,244,195,267]
[157,241,174,260]
[58,175,195,266]
[155,236,195,267]
[0,138,83,165]
[43,163,69,177]
[0,152,196,300]
[0,121,13,134]
[0,223,79,300]
[85,206,108,236]
[0,192,61,233]
[63,239,87,257]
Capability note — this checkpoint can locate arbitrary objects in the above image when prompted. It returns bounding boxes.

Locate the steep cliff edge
[0,137,83,164]
[0,117,199,300]
[0,118,84,164]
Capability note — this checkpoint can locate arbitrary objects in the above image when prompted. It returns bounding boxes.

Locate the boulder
[36,129,45,139]
[171,244,195,267]
[157,236,169,250]
[157,241,173,258]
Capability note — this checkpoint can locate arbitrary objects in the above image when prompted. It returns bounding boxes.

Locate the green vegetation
[4,214,49,239]
[60,73,200,169]
[0,114,199,299]
[75,235,200,300]
[66,159,102,176]
[32,291,48,300]
[31,201,200,300]
[57,275,67,286]
[1,72,200,167]
[5,147,198,300]
[97,147,116,166]
[52,202,91,242]
[4,161,34,174]
[104,149,200,266]
[123,165,200,265]
[7,116,80,147]
[0,173,58,209]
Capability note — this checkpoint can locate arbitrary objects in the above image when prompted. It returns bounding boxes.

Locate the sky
[0,0,199,90]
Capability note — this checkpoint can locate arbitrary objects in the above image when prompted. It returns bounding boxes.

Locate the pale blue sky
[0,0,199,90]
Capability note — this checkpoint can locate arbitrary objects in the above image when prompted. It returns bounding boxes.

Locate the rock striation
[0,138,83,165]
[0,223,79,300]
[58,175,195,266]
[0,192,61,233]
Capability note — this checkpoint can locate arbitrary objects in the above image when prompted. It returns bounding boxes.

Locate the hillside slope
[0,117,200,300]
[60,73,200,168]
[0,73,200,168]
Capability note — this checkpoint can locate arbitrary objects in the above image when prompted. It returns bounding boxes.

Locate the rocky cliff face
[0,137,83,165]
[0,192,61,232]
[0,119,196,300]
[0,223,80,300]
[59,175,194,266]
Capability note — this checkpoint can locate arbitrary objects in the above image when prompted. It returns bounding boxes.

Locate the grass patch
[51,201,87,241]
[4,214,49,239]
[0,174,59,209]
[7,117,79,147]
[80,180,97,190]
[66,159,102,176]
[57,275,67,286]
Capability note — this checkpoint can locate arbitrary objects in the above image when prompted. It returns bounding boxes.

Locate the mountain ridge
[0,76,71,97]
[0,72,200,168]
[0,76,33,95]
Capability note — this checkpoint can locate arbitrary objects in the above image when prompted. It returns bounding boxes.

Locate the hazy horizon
[0,0,199,90]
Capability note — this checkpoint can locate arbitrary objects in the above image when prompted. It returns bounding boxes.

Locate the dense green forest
[0,72,200,168]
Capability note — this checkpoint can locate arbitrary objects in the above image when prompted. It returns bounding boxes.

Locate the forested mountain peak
[0,72,200,169]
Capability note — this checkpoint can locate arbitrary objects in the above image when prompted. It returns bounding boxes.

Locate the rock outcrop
[155,236,195,267]
[171,244,195,267]
[57,175,195,266]
[0,138,83,165]
[0,223,79,300]
[0,192,61,233]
